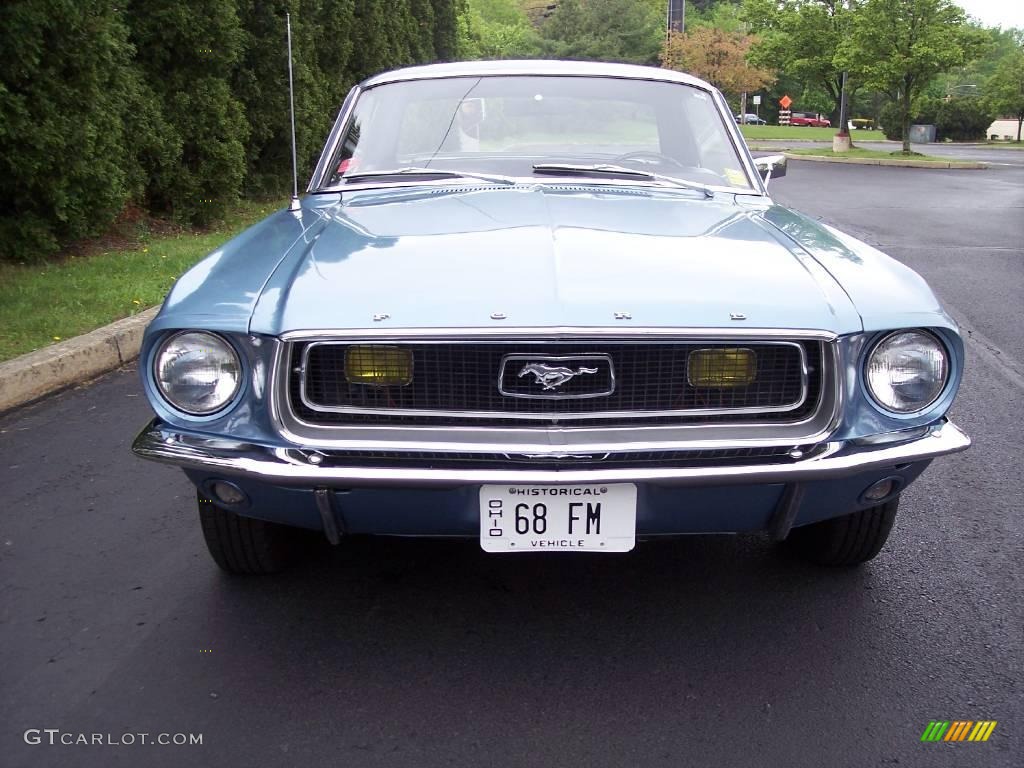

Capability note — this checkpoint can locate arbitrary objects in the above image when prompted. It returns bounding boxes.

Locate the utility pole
[833,0,852,153]
[667,0,685,36]
[834,70,851,152]
[838,71,849,132]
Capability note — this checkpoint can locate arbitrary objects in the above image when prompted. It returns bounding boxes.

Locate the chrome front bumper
[132,418,970,489]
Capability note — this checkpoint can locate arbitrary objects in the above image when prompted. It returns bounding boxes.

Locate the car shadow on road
[32,532,910,768]
[196,533,886,691]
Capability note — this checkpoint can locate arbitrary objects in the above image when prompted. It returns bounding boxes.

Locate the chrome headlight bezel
[154,331,243,416]
[864,329,950,415]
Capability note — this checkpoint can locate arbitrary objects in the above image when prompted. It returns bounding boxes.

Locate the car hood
[248,185,861,335]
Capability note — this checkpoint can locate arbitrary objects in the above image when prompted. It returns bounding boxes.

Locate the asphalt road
[2,162,1022,768]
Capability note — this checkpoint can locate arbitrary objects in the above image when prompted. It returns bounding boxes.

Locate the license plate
[479,484,637,553]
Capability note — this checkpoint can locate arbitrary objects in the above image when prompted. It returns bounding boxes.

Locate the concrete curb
[783,152,987,170]
[0,308,158,414]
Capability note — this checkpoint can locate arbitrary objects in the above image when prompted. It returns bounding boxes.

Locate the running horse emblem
[518,362,599,391]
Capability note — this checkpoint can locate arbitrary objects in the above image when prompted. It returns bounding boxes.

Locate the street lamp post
[945,84,977,100]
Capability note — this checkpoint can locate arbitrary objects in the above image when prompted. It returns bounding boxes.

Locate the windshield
[319,75,754,191]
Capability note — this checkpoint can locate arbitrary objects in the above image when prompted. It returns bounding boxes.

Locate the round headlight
[155,331,241,415]
[865,330,948,414]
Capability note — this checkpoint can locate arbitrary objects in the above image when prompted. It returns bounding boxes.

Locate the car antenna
[286,12,300,212]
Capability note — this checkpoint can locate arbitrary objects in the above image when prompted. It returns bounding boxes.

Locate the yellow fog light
[687,348,757,388]
[344,345,413,386]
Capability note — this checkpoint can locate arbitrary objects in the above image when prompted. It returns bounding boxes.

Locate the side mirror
[754,154,787,185]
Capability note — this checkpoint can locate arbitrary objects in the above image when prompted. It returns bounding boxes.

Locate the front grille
[289,340,824,428]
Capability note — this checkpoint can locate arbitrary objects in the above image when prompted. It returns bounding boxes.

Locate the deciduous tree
[837,0,988,153]
[984,49,1024,141]
[661,27,775,99]
[460,0,541,59]
[742,0,852,121]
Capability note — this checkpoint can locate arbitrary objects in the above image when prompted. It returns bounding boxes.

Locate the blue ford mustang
[132,61,970,573]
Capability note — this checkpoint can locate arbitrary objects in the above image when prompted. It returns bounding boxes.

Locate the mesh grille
[306,445,822,470]
[289,340,823,428]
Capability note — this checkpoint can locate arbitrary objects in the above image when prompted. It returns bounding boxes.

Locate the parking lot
[2,158,1021,767]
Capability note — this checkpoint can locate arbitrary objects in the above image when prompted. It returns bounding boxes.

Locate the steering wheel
[611,150,729,186]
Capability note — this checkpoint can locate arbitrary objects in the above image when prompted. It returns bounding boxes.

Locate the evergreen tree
[431,0,464,59]
[540,0,662,64]
[128,0,249,224]
[0,1,140,261]
[0,0,468,260]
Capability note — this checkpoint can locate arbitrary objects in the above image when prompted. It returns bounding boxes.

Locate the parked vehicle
[132,60,969,574]
[735,113,767,125]
[790,112,832,127]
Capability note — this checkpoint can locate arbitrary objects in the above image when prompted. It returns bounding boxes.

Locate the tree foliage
[879,94,994,142]
[837,0,988,152]
[0,1,141,261]
[984,48,1024,141]
[538,0,664,65]
[742,0,852,121]
[460,0,542,59]
[0,0,466,262]
[931,25,1023,100]
[933,97,995,141]
[661,27,775,99]
[126,0,249,225]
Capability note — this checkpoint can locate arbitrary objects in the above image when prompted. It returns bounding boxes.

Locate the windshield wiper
[325,166,517,189]
[531,163,714,198]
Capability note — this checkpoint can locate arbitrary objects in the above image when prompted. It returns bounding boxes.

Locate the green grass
[0,199,286,362]
[740,124,887,142]
[785,147,950,162]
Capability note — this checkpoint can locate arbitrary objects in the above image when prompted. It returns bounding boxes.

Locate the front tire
[783,497,900,566]
[198,492,300,574]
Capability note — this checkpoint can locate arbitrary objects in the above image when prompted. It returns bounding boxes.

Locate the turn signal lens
[344,345,413,386]
[687,348,757,388]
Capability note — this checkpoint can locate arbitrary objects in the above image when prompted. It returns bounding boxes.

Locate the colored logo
[921,721,997,742]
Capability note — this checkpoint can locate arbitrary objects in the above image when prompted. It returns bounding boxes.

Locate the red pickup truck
[789,112,831,127]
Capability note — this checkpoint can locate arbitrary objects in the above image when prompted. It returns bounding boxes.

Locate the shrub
[0,1,139,262]
[0,0,466,261]
[879,102,903,140]
[936,97,994,142]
